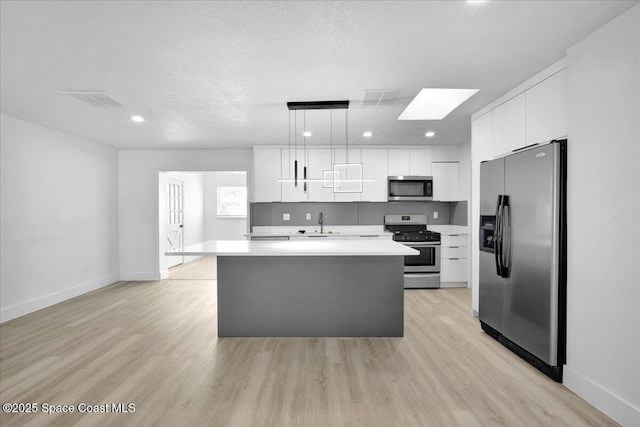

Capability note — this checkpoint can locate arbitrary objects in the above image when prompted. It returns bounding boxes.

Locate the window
[217,186,247,218]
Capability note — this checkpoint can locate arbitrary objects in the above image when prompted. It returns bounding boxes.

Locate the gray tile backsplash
[250,202,454,228]
[449,201,468,226]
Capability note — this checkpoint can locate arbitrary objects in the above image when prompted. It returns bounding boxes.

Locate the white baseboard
[563,365,640,426]
[119,272,162,281]
[159,269,169,279]
[0,273,120,323]
[440,281,467,288]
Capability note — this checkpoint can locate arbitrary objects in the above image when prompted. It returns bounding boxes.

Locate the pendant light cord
[330,110,333,165]
[288,110,291,179]
[345,109,349,163]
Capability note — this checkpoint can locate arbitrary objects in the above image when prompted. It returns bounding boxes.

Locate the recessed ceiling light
[363,131,373,137]
[131,115,144,123]
[398,88,479,120]
[303,131,312,137]
[425,131,436,138]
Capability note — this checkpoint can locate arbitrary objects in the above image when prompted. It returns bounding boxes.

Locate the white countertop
[428,225,469,235]
[166,240,418,257]
[249,225,392,237]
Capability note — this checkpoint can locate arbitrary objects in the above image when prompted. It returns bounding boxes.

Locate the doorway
[158,171,248,279]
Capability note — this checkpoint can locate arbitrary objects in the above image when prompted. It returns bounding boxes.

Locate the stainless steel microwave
[388,176,433,201]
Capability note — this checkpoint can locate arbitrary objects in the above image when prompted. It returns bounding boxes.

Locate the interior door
[166,178,184,268]
[479,158,504,331]
[502,143,559,365]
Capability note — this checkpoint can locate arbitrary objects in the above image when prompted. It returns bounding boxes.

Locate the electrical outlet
[283,213,290,221]
[433,211,438,219]
[306,213,311,220]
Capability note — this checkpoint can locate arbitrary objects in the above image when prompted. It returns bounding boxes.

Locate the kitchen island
[166,240,417,337]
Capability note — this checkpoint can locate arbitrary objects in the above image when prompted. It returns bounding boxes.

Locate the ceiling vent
[361,89,403,106]
[63,91,125,108]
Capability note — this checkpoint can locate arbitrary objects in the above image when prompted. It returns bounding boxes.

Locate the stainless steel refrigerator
[479,139,567,382]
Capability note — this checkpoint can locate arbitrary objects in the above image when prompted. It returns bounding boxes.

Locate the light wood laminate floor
[1,257,616,427]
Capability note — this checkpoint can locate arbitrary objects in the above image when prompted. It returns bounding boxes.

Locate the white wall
[181,174,205,247]
[203,172,247,241]
[118,150,252,280]
[0,114,119,322]
[564,5,639,426]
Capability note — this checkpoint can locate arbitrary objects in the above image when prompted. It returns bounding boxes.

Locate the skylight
[398,88,479,120]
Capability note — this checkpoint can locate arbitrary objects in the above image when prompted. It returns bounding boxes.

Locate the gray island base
[166,240,417,338]
[218,255,404,337]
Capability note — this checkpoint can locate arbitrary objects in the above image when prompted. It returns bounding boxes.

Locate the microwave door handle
[501,196,511,278]
[494,195,503,277]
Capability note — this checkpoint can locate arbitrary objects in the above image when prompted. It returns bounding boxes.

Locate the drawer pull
[449,257,459,260]
[449,246,459,248]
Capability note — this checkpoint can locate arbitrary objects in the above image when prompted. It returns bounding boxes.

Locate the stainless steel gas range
[384,214,441,289]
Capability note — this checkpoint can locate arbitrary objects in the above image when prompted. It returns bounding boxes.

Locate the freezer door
[479,158,505,331]
[480,159,504,216]
[503,143,560,365]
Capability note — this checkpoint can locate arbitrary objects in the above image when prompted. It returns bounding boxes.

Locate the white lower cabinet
[441,258,469,283]
[440,233,469,287]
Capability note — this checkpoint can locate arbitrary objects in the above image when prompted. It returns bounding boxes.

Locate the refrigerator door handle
[494,195,503,276]
[501,195,511,278]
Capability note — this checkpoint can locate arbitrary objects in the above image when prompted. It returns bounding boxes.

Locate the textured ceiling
[1,1,637,149]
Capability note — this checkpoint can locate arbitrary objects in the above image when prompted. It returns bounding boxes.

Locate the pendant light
[281,100,366,192]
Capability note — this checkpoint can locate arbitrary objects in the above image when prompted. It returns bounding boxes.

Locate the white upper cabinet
[432,162,459,201]
[307,148,334,202]
[253,148,282,202]
[281,146,308,202]
[526,69,568,145]
[471,112,494,163]
[333,148,361,201]
[409,149,432,176]
[492,92,526,157]
[387,149,411,176]
[361,149,388,202]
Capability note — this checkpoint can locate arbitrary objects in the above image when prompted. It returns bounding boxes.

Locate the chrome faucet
[319,212,324,234]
